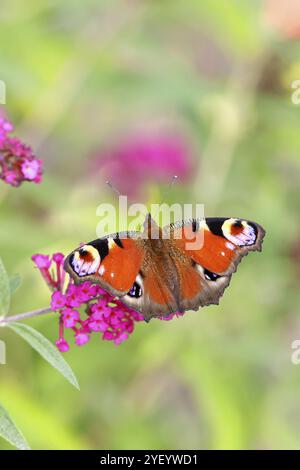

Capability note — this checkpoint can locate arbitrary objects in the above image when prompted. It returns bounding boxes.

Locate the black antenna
[152,175,178,222]
[105,180,121,197]
[159,175,178,207]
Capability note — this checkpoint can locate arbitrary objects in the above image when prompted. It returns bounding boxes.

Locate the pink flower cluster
[31,253,65,291]
[32,251,186,352]
[32,252,144,352]
[0,113,42,187]
[51,283,144,351]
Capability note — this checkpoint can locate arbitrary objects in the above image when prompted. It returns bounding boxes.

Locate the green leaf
[0,257,10,318]
[8,323,80,390]
[0,403,30,450]
[9,274,22,295]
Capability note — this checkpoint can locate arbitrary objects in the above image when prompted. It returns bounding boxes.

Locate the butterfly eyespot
[71,245,101,276]
[222,219,257,247]
[225,241,235,251]
[195,263,222,282]
[125,274,143,299]
[127,281,143,298]
[203,268,221,281]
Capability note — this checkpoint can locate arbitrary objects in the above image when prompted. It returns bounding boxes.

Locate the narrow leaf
[9,274,22,294]
[8,322,79,390]
[0,257,10,317]
[0,403,30,450]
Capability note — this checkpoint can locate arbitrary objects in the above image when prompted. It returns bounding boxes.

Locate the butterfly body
[64,215,265,321]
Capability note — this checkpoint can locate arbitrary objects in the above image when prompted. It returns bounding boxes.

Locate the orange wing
[165,217,265,312]
[167,217,265,275]
[64,234,143,297]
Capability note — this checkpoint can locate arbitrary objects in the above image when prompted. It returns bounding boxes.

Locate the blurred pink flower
[93,131,193,197]
[21,159,41,180]
[263,0,300,39]
[0,112,43,187]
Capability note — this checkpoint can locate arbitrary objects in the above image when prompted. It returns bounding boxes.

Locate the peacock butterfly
[64,214,265,321]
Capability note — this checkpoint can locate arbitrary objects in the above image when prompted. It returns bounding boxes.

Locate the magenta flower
[92,130,193,197]
[78,282,99,302]
[88,317,108,332]
[31,254,51,269]
[53,253,65,264]
[66,285,82,308]
[21,159,41,180]
[51,291,66,310]
[32,252,65,291]
[56,338,70,353]
[0,112,43,187]
[61,308,80,328]
[75,331,90,346]
[4,171,18,185]
[114,331,129,345]
[90,299,111,317]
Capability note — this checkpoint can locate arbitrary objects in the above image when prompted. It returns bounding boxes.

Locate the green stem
[0,307,53,326]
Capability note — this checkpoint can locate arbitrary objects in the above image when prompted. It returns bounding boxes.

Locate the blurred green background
[1,0,300,450]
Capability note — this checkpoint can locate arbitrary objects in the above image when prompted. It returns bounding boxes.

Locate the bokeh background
[1,0,300,450]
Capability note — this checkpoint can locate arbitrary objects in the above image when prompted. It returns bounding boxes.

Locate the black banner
[0,449,293,464]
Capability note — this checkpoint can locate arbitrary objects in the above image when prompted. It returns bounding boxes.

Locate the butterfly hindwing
[120,263,179,320]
